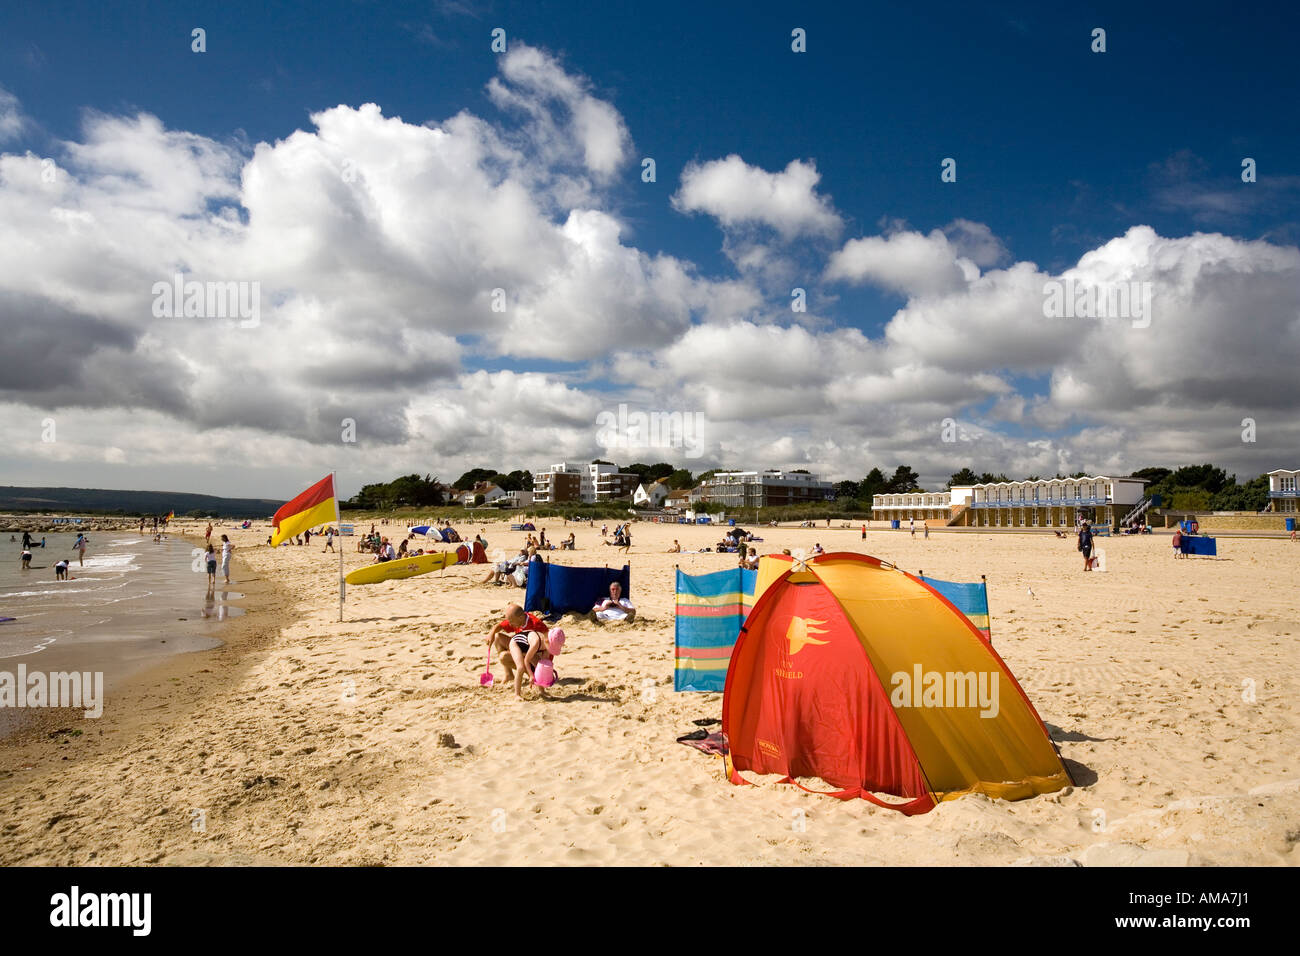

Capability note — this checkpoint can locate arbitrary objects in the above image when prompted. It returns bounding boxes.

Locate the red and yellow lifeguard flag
[271,474,337,547]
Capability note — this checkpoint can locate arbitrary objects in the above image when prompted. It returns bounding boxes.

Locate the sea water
[0,531,242,735]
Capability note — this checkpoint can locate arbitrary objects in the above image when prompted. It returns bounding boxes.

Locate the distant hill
[0,486,281,518]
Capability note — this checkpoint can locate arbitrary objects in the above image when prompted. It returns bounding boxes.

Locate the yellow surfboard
[344,551,458,585]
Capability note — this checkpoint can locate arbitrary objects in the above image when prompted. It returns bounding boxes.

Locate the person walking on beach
[323,528,335,552]
[909,517,915,537]
[205,522,213,544]
[1077,521,1094,571]
[1171,526,1183,559]
[205,543,217,589]
[74,533,88,566]
[220,534,234,584]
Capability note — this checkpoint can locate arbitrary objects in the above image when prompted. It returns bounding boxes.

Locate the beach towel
[674,567,758,692]
[525,561,631,618]
[676,730,729,756]
[916,574,992,642]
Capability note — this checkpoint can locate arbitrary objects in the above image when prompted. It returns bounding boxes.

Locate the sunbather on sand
[590,581,636,624]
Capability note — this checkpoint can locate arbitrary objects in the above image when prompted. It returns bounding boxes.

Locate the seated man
[667,539,681,553]
[590,581,636,624]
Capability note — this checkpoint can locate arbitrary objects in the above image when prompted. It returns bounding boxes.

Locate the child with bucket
[484,604,565,700]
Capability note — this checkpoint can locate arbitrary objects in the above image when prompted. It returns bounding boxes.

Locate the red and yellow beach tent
[723,552,1071,814]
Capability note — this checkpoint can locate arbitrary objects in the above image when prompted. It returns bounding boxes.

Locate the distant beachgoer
[590,581,635,624]
[924,523,929,539]
[55,558,69,580]
[304,529,312,546]
[323,529,335,552]
[220,534,234,583]
[909,518,915,537]
[74,533,88,566]
[205,543,217,586]
[21,549,32,569]
[667,539,681,553]
[1171,527,1183,559]
[1077,521,1094,571]
[21,531,33,549]
[620,529,632,553]
[738,540,748,564]
[861,524,866,540]
[205,523,213,543]
[812,543,825,555]
[601,524,608,538]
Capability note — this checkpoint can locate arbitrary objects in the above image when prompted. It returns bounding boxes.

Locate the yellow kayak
[344,551,458,585]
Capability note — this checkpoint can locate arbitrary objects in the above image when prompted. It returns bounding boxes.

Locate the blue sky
[1,1,1297,497]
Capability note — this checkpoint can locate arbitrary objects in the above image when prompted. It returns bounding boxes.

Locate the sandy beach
[1,518,1297,866]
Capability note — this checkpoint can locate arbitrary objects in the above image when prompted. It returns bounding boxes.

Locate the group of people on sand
[481,547,534,587]
[600,523,633,551]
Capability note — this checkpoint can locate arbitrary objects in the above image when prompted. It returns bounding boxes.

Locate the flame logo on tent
[785,616,829,655]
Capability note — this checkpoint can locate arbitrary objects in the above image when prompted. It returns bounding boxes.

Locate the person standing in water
[74,533,88,566]
[220,534,234,584]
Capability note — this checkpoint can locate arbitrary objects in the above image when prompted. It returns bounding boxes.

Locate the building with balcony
[532,461,641,504]
[1266,469,1299,513]
[698,470,833,509]
[949,476,1147,529]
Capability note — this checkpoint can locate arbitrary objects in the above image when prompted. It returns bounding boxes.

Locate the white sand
[2,519,1297,865]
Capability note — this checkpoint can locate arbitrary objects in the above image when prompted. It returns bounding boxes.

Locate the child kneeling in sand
[487,604,551,700]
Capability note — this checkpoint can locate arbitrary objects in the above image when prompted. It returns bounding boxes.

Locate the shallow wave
[79,552,139,570]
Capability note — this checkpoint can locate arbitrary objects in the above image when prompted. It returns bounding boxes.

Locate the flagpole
[335,471,344,623]
[981,574,990,643]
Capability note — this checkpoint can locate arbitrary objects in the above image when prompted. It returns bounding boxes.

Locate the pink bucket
[547,628,566,656]
[533,659,555,687]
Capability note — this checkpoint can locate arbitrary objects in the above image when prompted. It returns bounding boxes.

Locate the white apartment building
[698,470,833,508]
[533,462,641,503]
